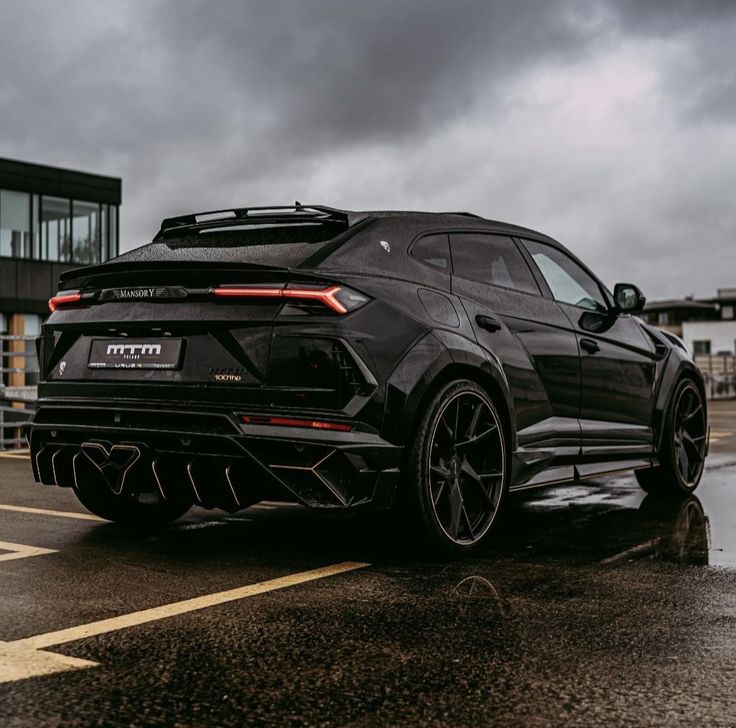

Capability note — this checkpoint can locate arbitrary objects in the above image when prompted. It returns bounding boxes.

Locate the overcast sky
[1,0,735,299]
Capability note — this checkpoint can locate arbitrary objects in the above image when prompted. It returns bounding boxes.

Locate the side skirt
[509,457,656,494]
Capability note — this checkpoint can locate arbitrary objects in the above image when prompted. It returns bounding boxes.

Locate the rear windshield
[111,222,357,269]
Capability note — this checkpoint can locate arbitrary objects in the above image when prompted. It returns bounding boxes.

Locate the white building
[680,288,736,355]
[682,320,736,356]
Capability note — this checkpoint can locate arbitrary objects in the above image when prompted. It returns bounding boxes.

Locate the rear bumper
[26,401,402,511]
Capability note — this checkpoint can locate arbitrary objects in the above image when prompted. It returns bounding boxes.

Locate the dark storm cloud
[143,0,594,144]
[0,0,734,298]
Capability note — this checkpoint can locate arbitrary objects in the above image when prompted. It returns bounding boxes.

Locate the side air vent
[332,342,365,398]
[642,327,671,359]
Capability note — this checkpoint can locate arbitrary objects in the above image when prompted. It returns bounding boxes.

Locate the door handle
[475,314,502,333]
[580,338,600,354]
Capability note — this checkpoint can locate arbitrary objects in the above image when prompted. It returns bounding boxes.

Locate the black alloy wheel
[407,380,507,554]
[636,380,707,496]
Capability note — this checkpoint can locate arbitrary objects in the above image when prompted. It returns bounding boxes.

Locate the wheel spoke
[682,432,702,459]
[438,415,454,444]
[461,460,496,508]
[430,464,450,480]
[431,479,447,507]
[456,425,498,449]
[461,501,476,540]
[448,483,464,539]
[465,402,483,440]
[677,443,690,480]
[683,404,703,423]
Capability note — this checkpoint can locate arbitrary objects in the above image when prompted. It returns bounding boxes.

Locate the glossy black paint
[27,208,707,510]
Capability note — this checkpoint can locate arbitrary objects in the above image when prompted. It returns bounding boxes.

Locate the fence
[0,334,38,451]
[695,353,736,400]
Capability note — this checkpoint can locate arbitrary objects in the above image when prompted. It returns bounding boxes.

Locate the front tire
[636,379,707,496]
[405,379,508,556]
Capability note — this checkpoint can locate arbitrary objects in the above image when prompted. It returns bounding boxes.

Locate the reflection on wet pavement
[495,454,735,568]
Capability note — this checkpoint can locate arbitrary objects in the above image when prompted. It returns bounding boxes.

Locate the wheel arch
[383,329,516,455]
[654,359,707,451]
[405,363,515,454]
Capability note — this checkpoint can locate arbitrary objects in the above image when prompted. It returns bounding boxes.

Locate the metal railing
[695,353,736,400]
[0,334,38,451]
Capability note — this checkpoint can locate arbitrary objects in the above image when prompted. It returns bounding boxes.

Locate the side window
[450,233,540,295]
[412,233,451,272]
[522,239,607,312]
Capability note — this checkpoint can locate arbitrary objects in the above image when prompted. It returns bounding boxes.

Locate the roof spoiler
[154,204,351,240]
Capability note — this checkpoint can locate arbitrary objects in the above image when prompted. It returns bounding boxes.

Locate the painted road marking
[0,561,369,683]
[0,644,97,682]
[0,452,30,460]
[0,504,104,522]
[0,540,58,562]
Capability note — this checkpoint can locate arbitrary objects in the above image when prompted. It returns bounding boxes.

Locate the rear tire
[636,379,707,496]
[73,480,192,529]
[404,379,508,556]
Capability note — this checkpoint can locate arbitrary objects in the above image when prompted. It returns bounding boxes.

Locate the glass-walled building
[0,157,121,431]
[0,161,119,266]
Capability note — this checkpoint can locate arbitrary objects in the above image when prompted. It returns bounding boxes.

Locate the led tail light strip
[241,415,353,432]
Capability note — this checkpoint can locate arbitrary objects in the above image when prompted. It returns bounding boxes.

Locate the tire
[636,379,707,496]
[73,479,192,529]
[404,379,508,556]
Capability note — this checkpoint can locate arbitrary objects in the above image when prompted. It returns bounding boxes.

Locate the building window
[0,190,32,258]
[693,340,711,356]
[1,189,117,264]
[72,200,100,264]
[41,196,72,262]
[658,312,671,325]
[722,305,734,320]
[109,204,118,258]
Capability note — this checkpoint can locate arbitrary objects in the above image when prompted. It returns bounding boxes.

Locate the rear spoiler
[154,204,352,240]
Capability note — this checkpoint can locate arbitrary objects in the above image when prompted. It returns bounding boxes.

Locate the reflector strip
[241,415,353,432]
[212,285,348,314]
[48,292,82,312]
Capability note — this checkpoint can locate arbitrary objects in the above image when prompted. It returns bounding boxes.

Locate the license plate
[88,338,183,370]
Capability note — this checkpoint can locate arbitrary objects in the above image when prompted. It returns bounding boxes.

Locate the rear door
[519,238,657,458]
[448,232,581,477]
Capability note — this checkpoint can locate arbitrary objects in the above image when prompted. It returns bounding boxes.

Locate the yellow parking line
[0,540,58,562]
[0,453,30,460]
[0,561,368,683]
[0,504,104,522]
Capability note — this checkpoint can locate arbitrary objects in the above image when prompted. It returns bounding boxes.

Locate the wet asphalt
[0,402,734,727]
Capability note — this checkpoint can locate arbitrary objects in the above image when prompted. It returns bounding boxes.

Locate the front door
[519,238,657,459]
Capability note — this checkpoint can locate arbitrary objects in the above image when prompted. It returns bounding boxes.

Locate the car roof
[345,209,562,247]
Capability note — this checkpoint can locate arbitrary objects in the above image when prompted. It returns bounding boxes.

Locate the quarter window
[522,239,607,312]
[450,233,540,295]
[412,233,451,272]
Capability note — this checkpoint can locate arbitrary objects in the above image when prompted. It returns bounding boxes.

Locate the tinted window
[522,239,607,312]
[412,233,450,271]
[450,233,540,295]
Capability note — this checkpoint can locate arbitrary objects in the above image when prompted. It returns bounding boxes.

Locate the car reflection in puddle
[494,485,711,567]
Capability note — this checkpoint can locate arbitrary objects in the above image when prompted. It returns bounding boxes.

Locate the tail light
[212,284,369,314]
[241,415,353,432]
[48,290,82,312]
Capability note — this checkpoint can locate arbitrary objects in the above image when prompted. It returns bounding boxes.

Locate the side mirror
[613,283,646,314]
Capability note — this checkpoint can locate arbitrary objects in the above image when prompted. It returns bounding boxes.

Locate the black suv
[28,206,708,553]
